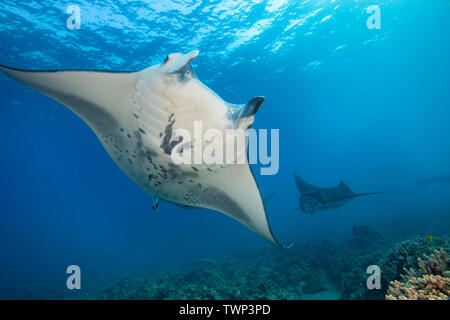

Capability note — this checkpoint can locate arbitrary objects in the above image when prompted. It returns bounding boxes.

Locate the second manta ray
[294,173,382,214]
[0,50,288,247]
[415,174,450,186]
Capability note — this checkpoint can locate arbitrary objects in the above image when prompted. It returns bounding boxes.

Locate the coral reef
[334,235,450,299]
[385,248,449,300]
[49,228,449,300]
[346,224,389,250]
[417,248,448,276]
[95,235,450,300]
[386,275,449,300]
[98,248,330,300]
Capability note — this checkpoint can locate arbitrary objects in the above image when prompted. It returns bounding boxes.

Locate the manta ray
[0,50,288,247]
[416,174,450,186]
[294,173,382,214]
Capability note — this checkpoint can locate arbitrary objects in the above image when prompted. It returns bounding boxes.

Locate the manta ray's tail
[351,191,384,199]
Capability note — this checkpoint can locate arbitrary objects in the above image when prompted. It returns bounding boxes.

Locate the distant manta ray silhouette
[0,50,290,247]
[294,173,383,214]
[415,174,450,186]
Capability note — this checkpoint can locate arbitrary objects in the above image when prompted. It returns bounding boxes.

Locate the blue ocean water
[0,0,449,299]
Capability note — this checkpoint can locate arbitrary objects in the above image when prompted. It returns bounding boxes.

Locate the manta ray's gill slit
[130,105,160,140]
[133,87,170,120]
[135,77,172,112]
[133,85,172,148]
[138,107,167,134]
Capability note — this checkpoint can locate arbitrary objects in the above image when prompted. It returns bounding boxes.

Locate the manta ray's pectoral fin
[0,65,139,133]
[294,173,320,194]
[229,96,265,129]
[199,163,288,247]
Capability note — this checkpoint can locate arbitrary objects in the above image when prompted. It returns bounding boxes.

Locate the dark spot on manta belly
[146,149,157,162]
[134,131,143,149]
[160,120,183,155]
[167,162,199,180]
[196,186,252,224]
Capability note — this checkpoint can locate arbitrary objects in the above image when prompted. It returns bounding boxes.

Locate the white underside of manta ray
[0,50,288,247]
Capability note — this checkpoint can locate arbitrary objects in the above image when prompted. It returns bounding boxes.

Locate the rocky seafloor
[58,225,449,300]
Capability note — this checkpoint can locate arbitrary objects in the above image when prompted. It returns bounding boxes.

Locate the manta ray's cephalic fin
[230,96,265,129]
